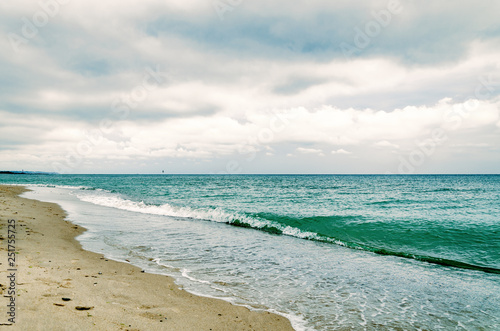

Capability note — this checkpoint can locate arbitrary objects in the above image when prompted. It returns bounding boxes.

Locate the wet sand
[0,185,294,330]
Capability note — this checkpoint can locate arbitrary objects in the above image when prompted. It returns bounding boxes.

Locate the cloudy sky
[1,0,499,174]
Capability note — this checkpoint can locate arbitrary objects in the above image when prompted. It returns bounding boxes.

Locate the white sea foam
[74,191,325,242]
[181,268,211,285]
[73,191,357,256]
[29,184,352,250]
[77,192,246,223]
[8,183,91,190]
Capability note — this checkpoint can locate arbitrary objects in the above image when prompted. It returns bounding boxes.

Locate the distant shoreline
[0,171,57,175]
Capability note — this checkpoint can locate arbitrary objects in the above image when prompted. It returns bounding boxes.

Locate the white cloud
[1,97,499,173]
[375,140,400,149]
[331,149,352,155]
[297,147,323,154]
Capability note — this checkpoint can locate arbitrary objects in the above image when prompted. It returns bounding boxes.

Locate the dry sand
[0,185,294,330]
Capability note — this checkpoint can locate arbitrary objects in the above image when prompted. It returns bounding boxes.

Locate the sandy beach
[0,185,293,330]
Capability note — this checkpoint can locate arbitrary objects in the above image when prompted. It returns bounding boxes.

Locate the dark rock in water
[75,306,93,311]
[62,298,71,301]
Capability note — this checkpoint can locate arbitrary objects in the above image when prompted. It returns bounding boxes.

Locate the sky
[0,0,499,174]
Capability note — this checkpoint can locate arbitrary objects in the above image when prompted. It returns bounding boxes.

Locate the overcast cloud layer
[1,0,499,174]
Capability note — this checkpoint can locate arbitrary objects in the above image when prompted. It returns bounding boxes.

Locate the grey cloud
[142,0,500,65]
[273,76,329,95]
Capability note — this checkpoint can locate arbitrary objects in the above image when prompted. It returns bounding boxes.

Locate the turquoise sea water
[1,174,499,329]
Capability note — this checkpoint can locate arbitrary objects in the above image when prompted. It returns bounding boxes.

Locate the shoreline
[0,185,294,330]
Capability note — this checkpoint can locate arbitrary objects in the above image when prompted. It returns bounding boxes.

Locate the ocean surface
[1,174,499,330]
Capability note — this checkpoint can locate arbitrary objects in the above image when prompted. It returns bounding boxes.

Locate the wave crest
[75,192,500,274]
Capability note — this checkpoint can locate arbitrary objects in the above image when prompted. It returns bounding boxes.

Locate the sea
[1,174,499,330]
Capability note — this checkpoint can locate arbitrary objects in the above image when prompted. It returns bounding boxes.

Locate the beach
[0,185,293,330]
